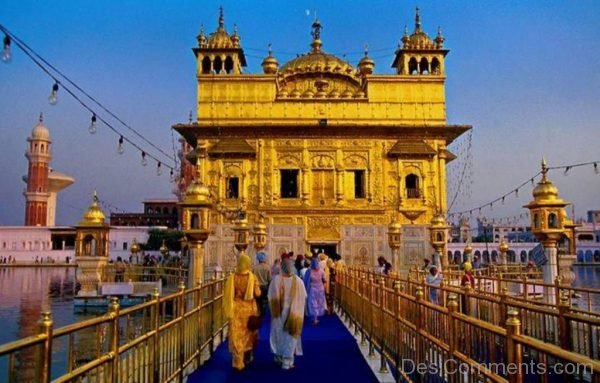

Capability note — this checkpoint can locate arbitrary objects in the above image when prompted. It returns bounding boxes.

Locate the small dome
[261,44,278,74]
[430,214,446,227]
[205,7,237,49]
[79,191,106,226]
[31,114,50,140]
[184,180,211,205]
[532,179,559,201]
[499,238,509,253]
[357,46,375,75]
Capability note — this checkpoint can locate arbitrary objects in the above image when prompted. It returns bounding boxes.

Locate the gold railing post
[209,277,216,357]
[415,286,424,381]
[506,310,523,383]
[379,278,389,374]
[499,287,508,327]
[108,297,120,383]
[522,276,528,301]
[151,287,160,383]
[558,291,572,352]
[368,276,376,358]
[554,276,562,307]
[393,280,402,383]
[360,276,367,345]
[178,280,186,383]
[35,312,53,383]
[447,294,458,383]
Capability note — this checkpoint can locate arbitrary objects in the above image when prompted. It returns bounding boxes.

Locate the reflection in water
[572,265,600,312]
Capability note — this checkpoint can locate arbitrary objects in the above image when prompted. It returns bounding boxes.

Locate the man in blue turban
[253,251,271,316]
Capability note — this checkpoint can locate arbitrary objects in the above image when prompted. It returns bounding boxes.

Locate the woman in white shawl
[268,258,307,370]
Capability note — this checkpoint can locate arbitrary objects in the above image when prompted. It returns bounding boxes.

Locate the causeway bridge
[0,265,599,382]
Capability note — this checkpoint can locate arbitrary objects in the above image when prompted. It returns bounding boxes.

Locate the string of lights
[449,159,600,218]
[0,24,176,176]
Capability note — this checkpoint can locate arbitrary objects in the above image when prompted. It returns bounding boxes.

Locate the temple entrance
[309,244,337,259]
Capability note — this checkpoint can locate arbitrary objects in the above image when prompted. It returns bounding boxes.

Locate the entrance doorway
[309,244,337,259]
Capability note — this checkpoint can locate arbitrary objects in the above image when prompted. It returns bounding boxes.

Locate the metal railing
[0,277,227,383]
[337,267,600,382]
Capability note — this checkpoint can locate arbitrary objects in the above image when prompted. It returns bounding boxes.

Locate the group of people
[223,250,344,372]
[421,256,476,307]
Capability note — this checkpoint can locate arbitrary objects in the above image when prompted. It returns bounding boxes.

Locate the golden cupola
[261,43,278,74]
[79,191,106,226]
[276,18,365,99]
[194,7,247,75]
[392,7,448,76]
[532,159,560,202]
[357,44,375,75]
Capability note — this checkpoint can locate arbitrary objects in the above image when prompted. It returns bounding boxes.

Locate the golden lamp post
[130,238,141,265]
[387,218,402,274]
[498,237,509,266]
[180,161,212,287]
[159,240,169,259]
[252,213,268,253]
[429,212,449,270]
[524,159,570,304]
[464,241,473,263]
[232,209,250,256]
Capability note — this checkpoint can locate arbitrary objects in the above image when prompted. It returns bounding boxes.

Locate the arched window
[408,57,418,75]
[172,207,178,216]
[191,213,199,229]
[201,56,211,74]
[548,213,558,229]
[405,174,419,199]
[491,250,498,262]
[163,207,169,215]
[533,213,540,229]
[431,58,440,74]
[224,56,234,73]
[419,57,429,74]
[84,234,96,256]
[520,250,527,263]
[213,57,223,74]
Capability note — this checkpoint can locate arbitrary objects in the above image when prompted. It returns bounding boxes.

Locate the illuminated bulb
[48,82,59,105]
[117,136,124,154]
[595,163,599,175]
[156,162,162,176]
[88,114,97,134]
[2,35,11,63]
[141,151,148,166]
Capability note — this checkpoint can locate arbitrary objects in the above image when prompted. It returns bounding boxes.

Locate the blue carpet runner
[188,313,378,382]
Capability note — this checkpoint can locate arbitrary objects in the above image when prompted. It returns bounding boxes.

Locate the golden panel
[273,216,295,224]
[307,216,340,241]
[310,154,335,169]
[311,170,335,205]
[354,217,375,224]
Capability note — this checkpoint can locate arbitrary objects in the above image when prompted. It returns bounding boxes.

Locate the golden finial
[364,43,369,56]
[218,6,224,29]
[415,6,422,32]
[541,157,548,181]
[268,43,273,56]
[38,112,43,122]
[92,189,99,204]
[310,16,323,52]
[435,26,445,48]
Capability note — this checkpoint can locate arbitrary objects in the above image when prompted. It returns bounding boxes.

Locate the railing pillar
[554,276,562,307]
[360,276,367,345]
[447,294,458,383]
[414,286,424,382]
[368,276,376,358]
[506,310,523,383]
[558,291,572,352]
[151,287,160,383]
[522,276,528,301]
[379,278,389,374]
[209,277,216,357]
[108,297,120,383]
[178,280,186,383]
[393,281,402,383]
[35,312,53,383]
[499,287,508,327]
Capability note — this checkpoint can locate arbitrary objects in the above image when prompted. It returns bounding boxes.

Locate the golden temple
[173,7,471,270]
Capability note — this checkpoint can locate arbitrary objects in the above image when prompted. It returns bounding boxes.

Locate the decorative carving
[343,154,368,168]
[307,216,340,240]
[277,152,301,167]
[311,154,335,169]
[354,245,370,266]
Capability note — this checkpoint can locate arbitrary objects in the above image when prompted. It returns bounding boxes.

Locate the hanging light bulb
[595,162,599,175]
[515,189,519,198]
[2,34,11,63]
[48,82,59,105]
[156,162,162,176]
[117,136,125,154]
[169,168,174,181]
[141,151,148,166]
[88,113,97,134]
[563,166,570,176]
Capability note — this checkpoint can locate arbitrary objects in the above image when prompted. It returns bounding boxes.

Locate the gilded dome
[204,7,239,49]
[184,180,211,205]
[79,191,106,226]
[430,213,446,227]
[31,113,50,141]
[401,7,438,50]
[532,159,559,201]
[261,44,278,74]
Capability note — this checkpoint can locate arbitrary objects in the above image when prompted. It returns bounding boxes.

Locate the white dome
[31,115,50,140]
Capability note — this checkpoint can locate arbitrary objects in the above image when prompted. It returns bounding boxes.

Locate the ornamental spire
[310,17,323,53]
[218,6,224,30]
[415,6,422,33]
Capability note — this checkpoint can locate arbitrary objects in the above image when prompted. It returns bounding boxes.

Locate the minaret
[23,114,74,226]
[24,113,51,226]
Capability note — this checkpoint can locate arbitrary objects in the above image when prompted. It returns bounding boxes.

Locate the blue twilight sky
[0,0,599,226]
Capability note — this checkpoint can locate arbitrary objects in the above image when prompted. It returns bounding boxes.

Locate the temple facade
[173,7,471,271]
